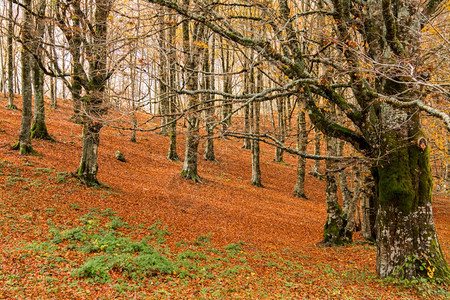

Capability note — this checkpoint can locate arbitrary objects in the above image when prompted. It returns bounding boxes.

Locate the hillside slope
[0,96,448,298]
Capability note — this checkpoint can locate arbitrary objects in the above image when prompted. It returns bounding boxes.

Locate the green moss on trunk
[31,121,53,141]
[181,170,201,183]
[11,141,36,155]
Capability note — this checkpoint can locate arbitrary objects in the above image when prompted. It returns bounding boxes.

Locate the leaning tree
[147,0,449,280]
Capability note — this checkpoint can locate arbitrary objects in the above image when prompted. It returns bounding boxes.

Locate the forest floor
[0,96,448,299]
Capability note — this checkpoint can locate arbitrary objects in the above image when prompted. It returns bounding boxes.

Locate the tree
[6,0,16,110]
[167,11,180,161]
[180,0,206,182]
[31,0,52,140]
[158,6,169,136]
[12,0,34,155]
[251,63,263,187]
[293,97,307,198]
[147,0,449,280]
[203,32,216,161]
[54,0,114,186]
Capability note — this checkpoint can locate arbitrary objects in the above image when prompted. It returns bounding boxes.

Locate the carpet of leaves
[0,96,448,299]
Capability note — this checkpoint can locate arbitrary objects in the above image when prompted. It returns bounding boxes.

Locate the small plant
[69,203,80,210]
[100,208,118,217]
[149,220,171,244]
[106,217,127,230]
[72,251,174,283]
[56,171,69,183]
[193,233,212,246]
[225,242,245,253]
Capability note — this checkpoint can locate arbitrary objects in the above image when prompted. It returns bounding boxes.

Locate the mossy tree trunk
[375,103,448,279]
[320,134,352,246]
[12,0,34,155]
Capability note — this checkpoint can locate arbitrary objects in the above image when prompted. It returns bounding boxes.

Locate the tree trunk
[251,68,262,187]
[337,140,352,213]
[293,99,307,198]
[12,0,34,155]
[274,98,285,162]
[76,121,102,186]
[68,11,83,122]
[310,127,323,178]
[158,6,168,136]
[181,0,204,181]
[31,60,51,140]
[375,104,448,279]
[6,0,16,109]
[242,54,251,149]
[360,169,377,241]
[31,0,51,140]
[204,33,215,161]
[167,12,179,161]
[220,37,232,132]
[320,104,351,246]
[47,2,57,108]
[345,165,361,233]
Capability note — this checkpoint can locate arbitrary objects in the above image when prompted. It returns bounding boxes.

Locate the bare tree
[12,0,34,155]
[6,0,16,110]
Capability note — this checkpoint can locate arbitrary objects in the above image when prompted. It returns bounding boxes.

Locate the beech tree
[31,0,52,140]
[53,0,114,185]
[12,0,34,155]
[6,0,16,110]
[147,0,449,280]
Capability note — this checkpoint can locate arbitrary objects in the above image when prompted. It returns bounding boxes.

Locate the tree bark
[158,6,168,135]
[251,68,263,187]
[31,0,51,140]
[181,0,204,181]
[320,104,351,246]
[12,0,34,155]
[204,33,215,161]
[167,12,179,161]
[310,127,323,178]
[293,98,307,198]
[375,103,448,279]
[242,54,251,149]
[274,98,285,162]
[220,37,232,132]
[6,0,16,110]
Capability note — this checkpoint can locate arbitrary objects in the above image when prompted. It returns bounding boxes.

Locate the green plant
[56,171,69,183]
[225,242,245,253]
[106,217,127,230]
[149,220,171,244]
[69,203,80,210]
[193,233,212,246]
[72,251,174,282]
